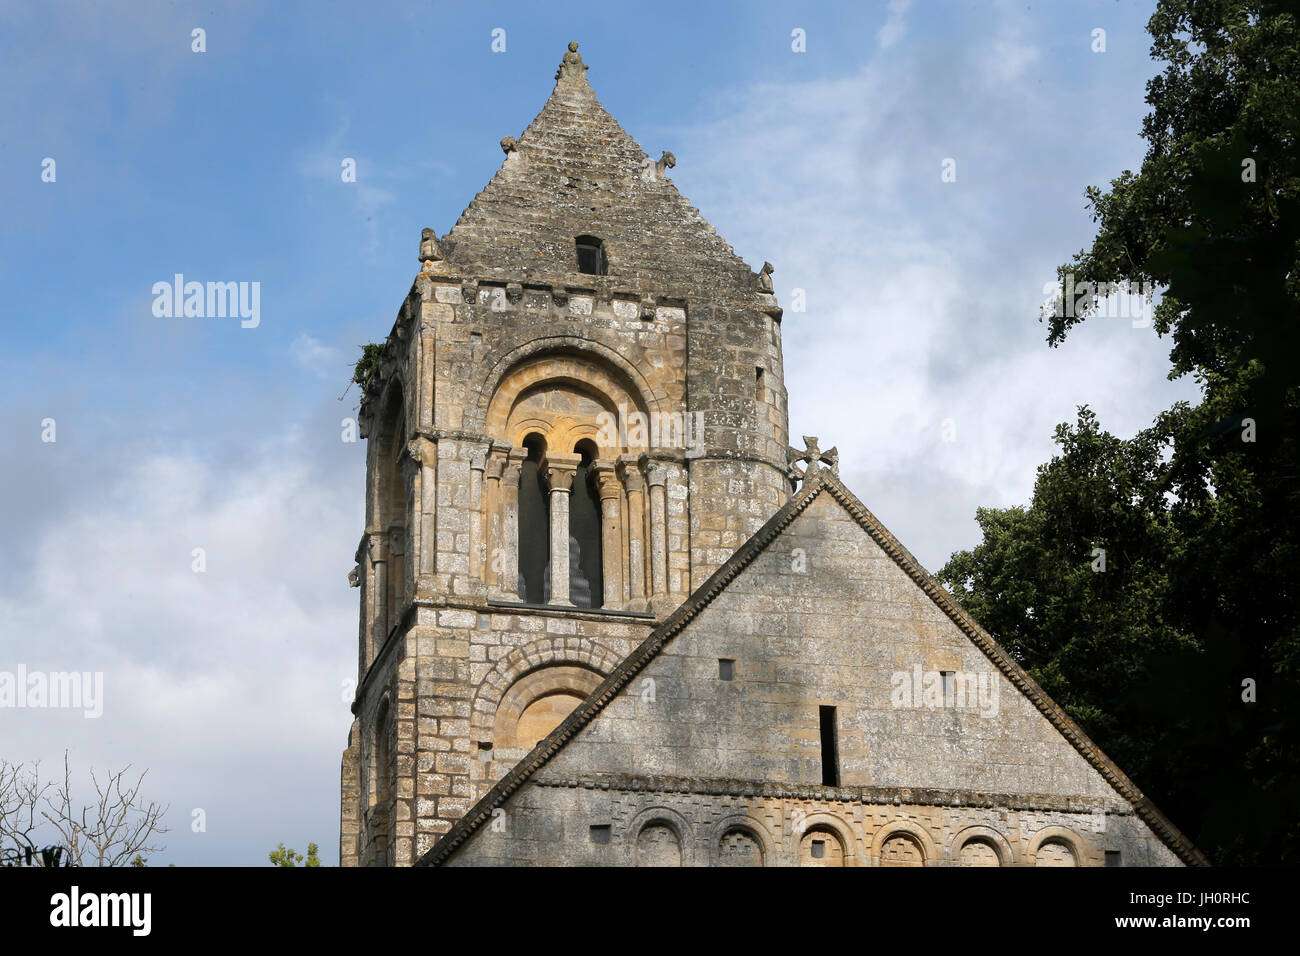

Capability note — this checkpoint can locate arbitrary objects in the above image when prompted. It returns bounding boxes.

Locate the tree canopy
[942,0,1300,864]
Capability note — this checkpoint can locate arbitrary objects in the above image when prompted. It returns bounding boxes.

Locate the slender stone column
[410,437,436,578]
[499,448,527,600]
[388,524,406,618]
[368,530,388,657]
[468,447,487,584]
[620,456,647,609]
[542,453,581,607]
[594,461,623,611]
[646,462,668,601]
[419,325,436,428]
[484,447,507,597]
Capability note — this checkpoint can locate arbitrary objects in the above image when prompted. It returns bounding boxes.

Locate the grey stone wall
[444,781,1177,867]
[441,491,1182,866]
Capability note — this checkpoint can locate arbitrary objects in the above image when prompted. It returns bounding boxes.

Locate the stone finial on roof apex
[555,40,588,83]
[758,261,774,292]
[788,436,838,488]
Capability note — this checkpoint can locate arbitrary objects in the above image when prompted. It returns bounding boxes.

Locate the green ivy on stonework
[352,343,384,393]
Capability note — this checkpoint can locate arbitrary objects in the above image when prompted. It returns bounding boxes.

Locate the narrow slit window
[819,705,839,786]
[575,235,607,275]
[810,839,826,859]
[718,658,735,681]
[940,670,955,704]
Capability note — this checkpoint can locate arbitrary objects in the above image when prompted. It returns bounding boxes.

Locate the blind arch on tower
[372,379,407,654]
[482,349,654,449]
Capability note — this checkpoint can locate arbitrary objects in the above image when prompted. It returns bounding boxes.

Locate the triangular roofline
[441,41,753,281]
[417,472,1208,867]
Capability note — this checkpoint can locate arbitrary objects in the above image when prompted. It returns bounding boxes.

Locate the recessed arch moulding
[481,348,667,460]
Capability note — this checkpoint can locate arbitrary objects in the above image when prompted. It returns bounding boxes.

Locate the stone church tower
[341,43,1203,867]
[340,42,789,866]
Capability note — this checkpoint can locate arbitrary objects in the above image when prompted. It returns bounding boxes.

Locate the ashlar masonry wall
[442,490,1182,866]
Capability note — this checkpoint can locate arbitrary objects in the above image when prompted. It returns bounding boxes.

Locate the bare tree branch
[1,752,168,866]
[0,759,51,864]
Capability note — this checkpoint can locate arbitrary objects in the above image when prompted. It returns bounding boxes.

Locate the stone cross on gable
[788,436,838,488]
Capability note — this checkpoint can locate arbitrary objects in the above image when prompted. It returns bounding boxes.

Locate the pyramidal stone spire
[438,41,761,296]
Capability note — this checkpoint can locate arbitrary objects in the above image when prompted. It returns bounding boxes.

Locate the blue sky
[0,0,1196,865]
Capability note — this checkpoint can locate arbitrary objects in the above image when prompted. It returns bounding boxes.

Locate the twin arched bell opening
[517,433,604,608]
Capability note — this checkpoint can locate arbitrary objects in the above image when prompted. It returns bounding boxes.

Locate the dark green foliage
[945,0,1300,864]
[352,343,385,393]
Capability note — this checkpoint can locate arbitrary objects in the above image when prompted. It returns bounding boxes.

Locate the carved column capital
[541,452,582,493]
[617,454,646,494]
[593,461,622,500]
[502,446,528,483]
[621,468,646,494]
[407,436,436,467]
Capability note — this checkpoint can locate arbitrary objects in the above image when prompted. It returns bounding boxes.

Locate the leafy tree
[945,0,1300,864]
[269,842,321,867]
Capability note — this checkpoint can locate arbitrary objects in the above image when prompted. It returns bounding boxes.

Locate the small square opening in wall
[1105,850,1122,867]
[469,331,483,346]
[589,824,611,845]
[575,235,608,275]
[810,839,826,859]
[718,658,735,681]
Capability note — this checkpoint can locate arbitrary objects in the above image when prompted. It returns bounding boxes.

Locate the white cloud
[878,0,913,50]
[671,4,1195,572]
[0,423,362,864]
[291,333,345,379]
